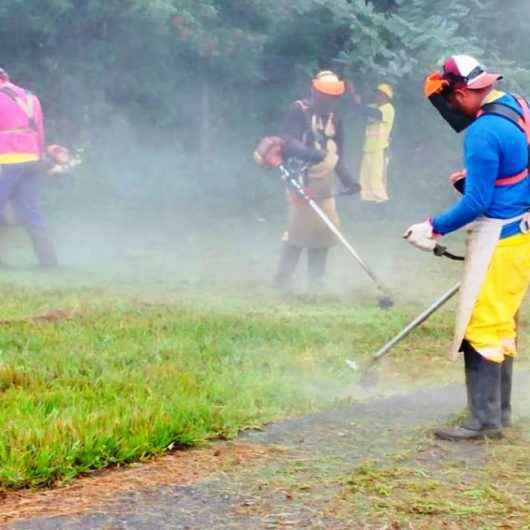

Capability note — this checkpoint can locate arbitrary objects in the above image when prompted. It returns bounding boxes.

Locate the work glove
[424,71,449,98]
[403,219,440,252]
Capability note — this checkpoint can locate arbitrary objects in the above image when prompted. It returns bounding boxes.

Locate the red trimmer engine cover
[253,136,285,168]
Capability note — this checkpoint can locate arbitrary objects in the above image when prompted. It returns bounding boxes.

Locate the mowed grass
[334,423,530,529]
[0,282,425,490]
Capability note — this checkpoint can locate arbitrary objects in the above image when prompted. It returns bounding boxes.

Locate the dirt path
[7,377,529,530]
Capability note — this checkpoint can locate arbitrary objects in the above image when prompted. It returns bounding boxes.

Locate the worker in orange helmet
[274,71,360,293]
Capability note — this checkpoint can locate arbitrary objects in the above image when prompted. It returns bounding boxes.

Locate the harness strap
[478,102,525,132]
[450,167,528,187]
[496,168,529,187]
[514,95,530,143]
[454,95,530,188]
[295,99,311,112]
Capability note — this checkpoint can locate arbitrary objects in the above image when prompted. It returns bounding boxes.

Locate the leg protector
[274,244,302,291]
[436,342,502,441]
[27,226,58,268]
[307,247,328,291]
[468,345,502,431]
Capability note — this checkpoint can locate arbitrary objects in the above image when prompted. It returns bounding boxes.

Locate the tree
[1,0,529,212]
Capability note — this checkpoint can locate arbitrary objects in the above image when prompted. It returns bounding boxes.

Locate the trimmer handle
[433,244,465,261]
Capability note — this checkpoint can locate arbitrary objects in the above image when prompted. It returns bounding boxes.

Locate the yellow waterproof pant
[466,232,530,363]
[359,149,389,203]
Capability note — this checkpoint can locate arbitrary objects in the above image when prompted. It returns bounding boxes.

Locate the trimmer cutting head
[346,359,380,389]
[377,295,394,309]
[359,366,380,388]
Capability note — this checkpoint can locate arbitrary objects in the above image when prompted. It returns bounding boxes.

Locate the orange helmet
[312,71,345,96]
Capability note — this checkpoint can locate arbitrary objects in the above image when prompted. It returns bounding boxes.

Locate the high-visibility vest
[363,102,395,152]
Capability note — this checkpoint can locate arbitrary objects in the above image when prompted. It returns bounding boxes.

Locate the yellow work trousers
[359,149,389,203]
[466,232,530,363]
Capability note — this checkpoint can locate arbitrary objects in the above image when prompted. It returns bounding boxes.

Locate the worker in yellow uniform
[406,55,530,440]
[359,83,395,203]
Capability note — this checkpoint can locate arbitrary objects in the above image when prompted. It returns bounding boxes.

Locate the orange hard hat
[312,71,345,96]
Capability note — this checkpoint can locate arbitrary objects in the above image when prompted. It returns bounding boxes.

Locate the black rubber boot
[27,226,59,268]
[307,248,328,293]
[274,244,302,292]
[501,356,513,427]
[435,342,502,441]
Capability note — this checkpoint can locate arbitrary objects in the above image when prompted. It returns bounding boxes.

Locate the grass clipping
[338,429,530,528]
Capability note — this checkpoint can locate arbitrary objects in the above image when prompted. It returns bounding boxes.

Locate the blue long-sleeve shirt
[432,92,530,239]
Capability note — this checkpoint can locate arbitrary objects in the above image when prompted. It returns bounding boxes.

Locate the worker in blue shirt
[405,55,530,441]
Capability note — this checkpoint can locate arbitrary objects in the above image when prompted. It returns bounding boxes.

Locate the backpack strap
[514,95,530,143]
[479,94,530,140]
[479,102,525,133]
[294,99,315,145]
[455,95,530,187]
[294,99,311,113]
[479,94,530,175]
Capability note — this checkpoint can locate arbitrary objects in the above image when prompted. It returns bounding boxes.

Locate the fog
[0,76,465,312]
[1,0,527,325]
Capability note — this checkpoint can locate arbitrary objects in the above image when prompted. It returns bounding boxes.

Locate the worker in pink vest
[0,67,58,267]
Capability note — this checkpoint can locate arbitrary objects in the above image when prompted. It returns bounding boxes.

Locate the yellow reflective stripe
[0,153,39,164]
[1,128,33,133]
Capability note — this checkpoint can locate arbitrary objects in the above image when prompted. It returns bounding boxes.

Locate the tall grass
[0,277,503,489]
[0,289,389,489]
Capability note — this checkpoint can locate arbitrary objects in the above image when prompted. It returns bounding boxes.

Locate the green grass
[0,272,527,491]
[0,283,418,489]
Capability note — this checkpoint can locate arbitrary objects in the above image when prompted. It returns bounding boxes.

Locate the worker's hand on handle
[403,219,440,252]
[283,139,325,165]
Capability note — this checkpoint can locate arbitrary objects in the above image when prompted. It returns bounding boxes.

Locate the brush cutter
[279,159,394,309]
[353,246,465,387]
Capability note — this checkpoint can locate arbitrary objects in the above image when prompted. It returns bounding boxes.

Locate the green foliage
[2,0,528,168]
